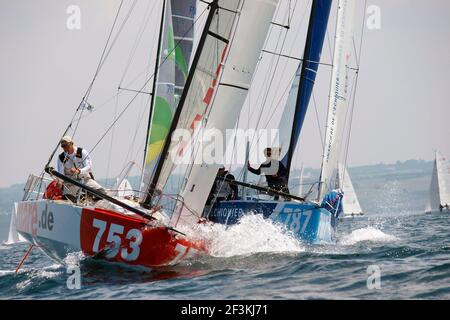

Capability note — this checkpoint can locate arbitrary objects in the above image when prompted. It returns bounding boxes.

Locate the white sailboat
[336,164,364,217]
[425,151,450,214]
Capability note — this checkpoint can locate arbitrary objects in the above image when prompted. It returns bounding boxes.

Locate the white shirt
[57,146,93,177]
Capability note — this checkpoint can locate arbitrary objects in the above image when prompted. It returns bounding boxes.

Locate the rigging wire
[246,0,308,155]
[42,0,126,176]
[119,0,158,88]
[311,90,325,150]
[87,4,211,157]
[247,0,299,153]
[105,90,120,188]
[342,0,367,176]
[72,0,138,138]
[234,0,308,181]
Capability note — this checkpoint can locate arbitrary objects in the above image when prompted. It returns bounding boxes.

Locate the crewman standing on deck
[247,147,289,200]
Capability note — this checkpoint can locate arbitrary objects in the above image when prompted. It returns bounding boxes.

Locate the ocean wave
[0,269,15,276]
[195,214,304,258]
[338,226,398,246]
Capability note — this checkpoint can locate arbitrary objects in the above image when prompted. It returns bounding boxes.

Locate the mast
[142,0,167,172]
[142,0,219,208]
[281,0,332,177]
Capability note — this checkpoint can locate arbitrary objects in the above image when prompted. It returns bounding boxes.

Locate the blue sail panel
[281,0,332,172]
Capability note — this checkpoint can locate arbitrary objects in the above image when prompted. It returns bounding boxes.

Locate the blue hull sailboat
[208,200,337,244]
[202,0,359,244]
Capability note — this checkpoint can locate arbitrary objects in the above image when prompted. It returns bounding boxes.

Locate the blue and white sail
[318,0,356,203]
[279,0,332,175]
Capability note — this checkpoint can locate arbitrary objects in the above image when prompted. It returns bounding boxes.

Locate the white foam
[63,251,85,266]
[339,226,398,246]
[0,269,15,276]
[194,214,304,257]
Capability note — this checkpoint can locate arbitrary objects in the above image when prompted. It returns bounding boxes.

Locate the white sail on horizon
[427,151,450,212]
[6,203,25,245]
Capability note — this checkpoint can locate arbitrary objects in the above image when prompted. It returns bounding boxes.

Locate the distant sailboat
[425,151,450,214]
[6,203,26,244]
[336,164,364,217]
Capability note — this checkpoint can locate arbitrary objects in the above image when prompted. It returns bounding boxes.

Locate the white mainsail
[336,163,363,216]
[318,0,356,203]
[427,151,450,212]
[170,0,279,227]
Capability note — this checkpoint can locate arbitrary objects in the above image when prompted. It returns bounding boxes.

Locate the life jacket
[43,180,63,200]
[59,147,83,163]
[58,147,95,179]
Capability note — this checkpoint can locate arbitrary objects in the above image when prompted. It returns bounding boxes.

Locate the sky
[0,0,449,188]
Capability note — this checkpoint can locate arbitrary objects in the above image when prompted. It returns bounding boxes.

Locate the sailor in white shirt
[55,136,105,199]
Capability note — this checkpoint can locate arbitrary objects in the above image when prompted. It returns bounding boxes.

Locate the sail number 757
[92,219,143,261]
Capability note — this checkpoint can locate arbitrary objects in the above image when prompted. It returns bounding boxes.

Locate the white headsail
[318,0,356,203]
[336,163,363,216]
[169,0,279,227]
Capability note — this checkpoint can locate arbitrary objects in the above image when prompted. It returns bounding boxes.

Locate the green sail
[141,0,196,196]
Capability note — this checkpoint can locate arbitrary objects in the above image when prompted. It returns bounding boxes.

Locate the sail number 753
[92,219,143,261]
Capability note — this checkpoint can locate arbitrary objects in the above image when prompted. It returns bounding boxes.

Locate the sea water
[0,165,449,299]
